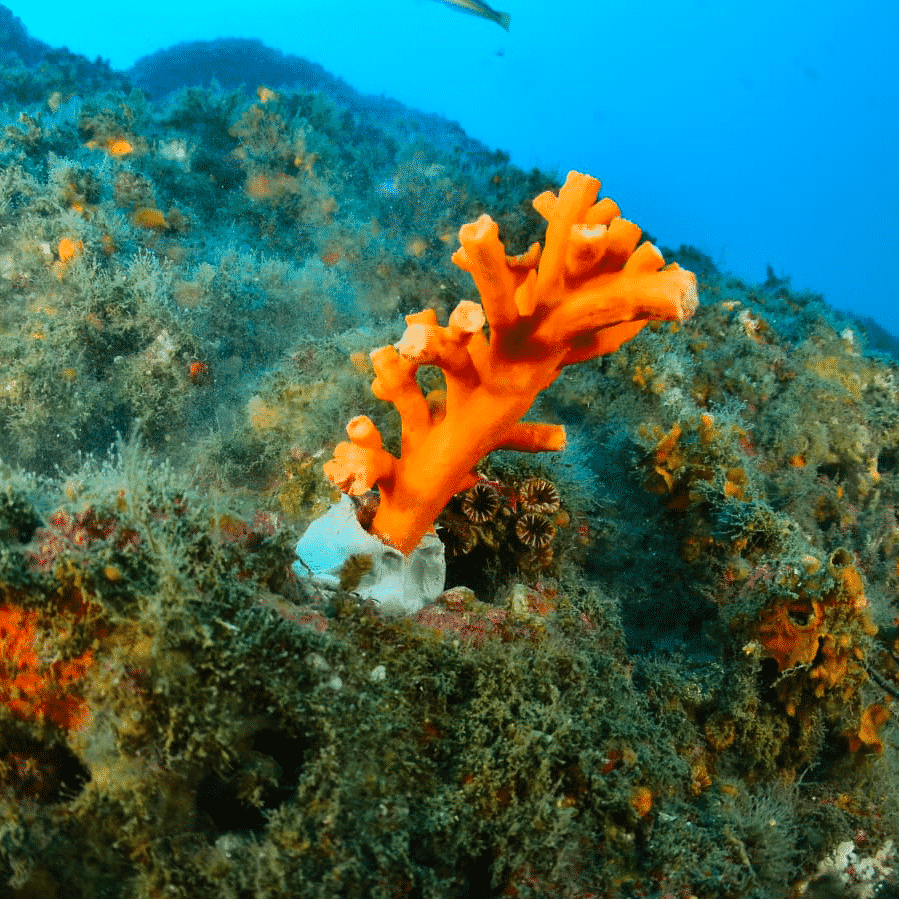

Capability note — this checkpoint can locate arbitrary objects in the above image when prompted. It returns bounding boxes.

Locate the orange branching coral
[0,603,93,729]
[325,171,698,554]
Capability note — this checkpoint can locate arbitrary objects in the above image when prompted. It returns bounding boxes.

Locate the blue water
[9,0,899,335]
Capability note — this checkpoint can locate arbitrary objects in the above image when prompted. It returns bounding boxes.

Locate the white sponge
[293,496,446,614]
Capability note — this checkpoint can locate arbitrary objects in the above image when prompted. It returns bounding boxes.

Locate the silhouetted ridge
[0,2,51,64]
[126,37,354,100]
[126,36,495,159]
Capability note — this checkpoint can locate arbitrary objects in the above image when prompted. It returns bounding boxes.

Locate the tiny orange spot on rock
[349,351,371,375]
[106,137,133,157]
[57,237,83,262]
[845,703,891,754]
[132,207,167,229]
[320,248,343,267]
[630,786,653,817]
[188,361,209,384]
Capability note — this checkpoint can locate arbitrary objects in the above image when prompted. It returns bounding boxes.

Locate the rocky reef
[0,10,896,898]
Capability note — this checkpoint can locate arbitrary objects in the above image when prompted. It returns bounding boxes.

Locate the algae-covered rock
[0,17,896,899]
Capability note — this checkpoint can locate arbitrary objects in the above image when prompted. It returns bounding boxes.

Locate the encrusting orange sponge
[325,171,698,555]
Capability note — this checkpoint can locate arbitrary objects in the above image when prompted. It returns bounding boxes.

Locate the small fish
[435,0,511,30]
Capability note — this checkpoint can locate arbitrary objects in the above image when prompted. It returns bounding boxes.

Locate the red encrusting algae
[0,603,93,730]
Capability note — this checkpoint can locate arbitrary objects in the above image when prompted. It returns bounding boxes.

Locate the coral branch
[324,171,698,554]
[322,416,395,496]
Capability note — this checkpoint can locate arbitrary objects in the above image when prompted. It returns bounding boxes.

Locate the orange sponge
[325,171,698,554]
